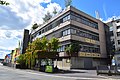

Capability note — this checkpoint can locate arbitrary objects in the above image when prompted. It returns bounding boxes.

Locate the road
[0,63,119,80]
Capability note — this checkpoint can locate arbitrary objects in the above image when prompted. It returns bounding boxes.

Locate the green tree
[65,42,81,56]
[50,37,59,51]
[17,54,26,68]
[53,7,57,16]
[64,0,72,8]
[32,38,43,50]
[43,12,52,22]
[41,37,48,51]
[0,0,9,5]
[32,23,39,30]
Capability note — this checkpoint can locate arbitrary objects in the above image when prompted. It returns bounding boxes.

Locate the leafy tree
[64,0,72,8]
[53,7,57,16]
[50,37,59,51]
[32,38,43,50]
[65,42,81,56]
[17,37,59,69]
[43,12,52,22]
[17,54,26,68]
[41,37,48,51]
[32,23,39,30]
[0,0,9,5]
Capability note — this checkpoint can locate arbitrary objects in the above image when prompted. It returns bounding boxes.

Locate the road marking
[26,71,110,80]
[0,66,116,80]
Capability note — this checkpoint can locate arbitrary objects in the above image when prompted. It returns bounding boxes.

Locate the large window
[80,45,100,53]
[62,28,99,41]
[57,43,100,53]
[71,12,98,29]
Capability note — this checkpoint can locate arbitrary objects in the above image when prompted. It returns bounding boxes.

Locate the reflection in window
[63,15,70,22]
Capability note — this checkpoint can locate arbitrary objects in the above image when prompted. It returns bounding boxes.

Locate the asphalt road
[0,63,119,80]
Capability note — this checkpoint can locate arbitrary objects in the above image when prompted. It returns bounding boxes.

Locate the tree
[0,0,9,5]
[53,7,57,16]
[43,12,52,22]
[17,37,59,69]
[65,42,81,56]
[17,54,26,68]
[32,23,39,30]
[32,38,43,50]
[41,37,48,51]
[50,37,59,51]
[64,0,72,8]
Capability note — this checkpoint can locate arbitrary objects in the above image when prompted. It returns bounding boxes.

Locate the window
[39,31,41,35]
[117,26,120,29]
[62,29,71,36]
[68,29,70,35]
[117,32,120,36]
[118,40,120,45]
[71,29,76,34]
[41,29,44,33]
[71,12,98,29]
[63,15,70,22]
[58,45,65,52]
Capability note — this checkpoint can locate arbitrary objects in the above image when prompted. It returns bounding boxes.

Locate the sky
[0,0,120,59]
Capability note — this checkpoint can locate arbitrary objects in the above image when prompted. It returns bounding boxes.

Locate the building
[107,19,120,51]
[31,6,111,69]
[21,29,30,54]
[107,19,120,66]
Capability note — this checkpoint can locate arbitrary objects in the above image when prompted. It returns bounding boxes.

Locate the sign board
[84,38,96,44]
[79,52,100,57]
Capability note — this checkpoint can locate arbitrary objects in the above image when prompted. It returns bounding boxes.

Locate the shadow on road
[52,69,86,74]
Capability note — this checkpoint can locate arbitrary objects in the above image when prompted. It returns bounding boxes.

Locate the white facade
[108,19,120,51]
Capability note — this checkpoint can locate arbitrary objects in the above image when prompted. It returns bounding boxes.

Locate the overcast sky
[0,0,120,59]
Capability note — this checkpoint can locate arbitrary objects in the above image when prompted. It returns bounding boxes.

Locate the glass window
[117,26,120,29]
[42,29,44,33]
[71,29,76,34]
[117,32,120,36]
[63,31,65,36]
[67,29,70,35]
[39,31,41,35]
[63,15,70,22]
[118,40,120,45]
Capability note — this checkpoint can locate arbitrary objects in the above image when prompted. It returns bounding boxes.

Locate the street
[0,64,119,80]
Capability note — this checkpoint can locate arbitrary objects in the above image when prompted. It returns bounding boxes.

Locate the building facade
[107,19,120,51]
[31,6,110,69]
[21,29,30,54]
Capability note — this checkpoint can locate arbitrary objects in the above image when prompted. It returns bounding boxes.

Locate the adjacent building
[107,19,120,51]
[21,29,30,54]
[31,6,111,69]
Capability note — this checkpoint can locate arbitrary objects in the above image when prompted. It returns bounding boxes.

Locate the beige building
[32,6,110,69]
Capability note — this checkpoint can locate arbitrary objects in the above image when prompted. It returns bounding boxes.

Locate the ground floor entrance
[56,57,107,70]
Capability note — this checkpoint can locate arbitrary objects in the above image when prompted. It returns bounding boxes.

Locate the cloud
[0,0,62,30]
[0,0,62,59]
[0,30,23,40]
[103,16,120,23]
[44,2,62,15]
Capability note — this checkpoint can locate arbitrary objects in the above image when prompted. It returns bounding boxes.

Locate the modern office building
[31,6,111,69]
